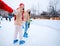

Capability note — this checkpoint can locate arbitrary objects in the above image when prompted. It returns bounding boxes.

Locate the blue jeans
[25,21,28,32]
[23,21,29,38]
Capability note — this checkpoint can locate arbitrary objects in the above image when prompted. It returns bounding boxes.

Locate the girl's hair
[28,11,30,16]
[22,8,24,21]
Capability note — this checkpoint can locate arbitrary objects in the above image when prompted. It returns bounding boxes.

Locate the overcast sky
[2,0,60,13]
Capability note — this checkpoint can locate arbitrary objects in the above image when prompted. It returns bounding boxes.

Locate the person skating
[13,3,25,45]
[23,9,30,38]
[0,21,1,28]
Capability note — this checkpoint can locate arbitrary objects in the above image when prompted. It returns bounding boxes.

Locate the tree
[31,5,36,16]
[48,0,58,17]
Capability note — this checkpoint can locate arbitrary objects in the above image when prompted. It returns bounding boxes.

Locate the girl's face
[20,5,24,12]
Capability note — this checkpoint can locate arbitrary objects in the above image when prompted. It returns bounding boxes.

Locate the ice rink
[0,18,60,46]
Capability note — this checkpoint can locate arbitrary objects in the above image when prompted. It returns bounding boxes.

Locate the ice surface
[0,18,60,46]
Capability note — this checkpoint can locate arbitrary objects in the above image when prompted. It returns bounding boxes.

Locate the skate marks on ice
[31,19,60,31]
[8,42,19,46]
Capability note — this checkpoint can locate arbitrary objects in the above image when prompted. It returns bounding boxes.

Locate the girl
[13,3,25,45]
